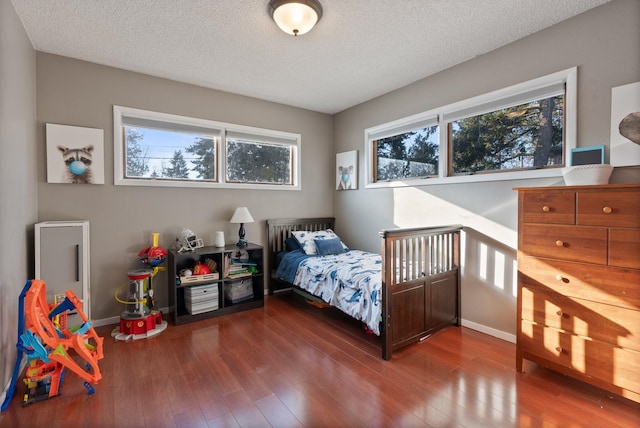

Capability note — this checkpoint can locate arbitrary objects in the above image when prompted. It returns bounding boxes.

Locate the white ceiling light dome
[269,0,323,36]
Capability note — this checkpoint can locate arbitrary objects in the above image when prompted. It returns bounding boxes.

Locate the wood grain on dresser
[515,183,640,404]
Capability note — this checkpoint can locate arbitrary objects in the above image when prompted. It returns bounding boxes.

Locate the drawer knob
[542,205,550,212]
[555,346,563,353]
[555,240,564,247]
[602,206,612,214]
[556,310,565,317]
[555,274,569,283]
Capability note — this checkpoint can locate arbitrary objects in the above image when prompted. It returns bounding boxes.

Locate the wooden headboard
[266,217,334,293]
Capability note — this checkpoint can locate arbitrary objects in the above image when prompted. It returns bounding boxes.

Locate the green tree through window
[375,126,439,181]
[226,139,291,184]
[125,128,149,177]
[186,138,216,180]
[450,95,564,174]
[163,150,190,179]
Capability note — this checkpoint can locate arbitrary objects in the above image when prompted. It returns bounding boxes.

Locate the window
[123,125,218,182]
[226,132,294,185]
[446,84,566,175]
[366,67,577,187]
[114,106,301,189]
[370,115,440,182]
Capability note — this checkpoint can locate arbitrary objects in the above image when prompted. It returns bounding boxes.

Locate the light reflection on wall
[391,186,517,248]
[391,186,519,338]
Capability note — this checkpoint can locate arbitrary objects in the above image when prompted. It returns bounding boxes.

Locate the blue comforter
[275,249,383,335]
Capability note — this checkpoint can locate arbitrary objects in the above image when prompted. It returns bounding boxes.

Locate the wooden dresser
[515,184,640,403]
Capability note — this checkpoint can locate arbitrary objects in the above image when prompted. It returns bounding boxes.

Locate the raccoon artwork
[58,145,94,184]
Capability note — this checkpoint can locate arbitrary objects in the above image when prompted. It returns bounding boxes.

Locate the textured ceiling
[12,0,610,114]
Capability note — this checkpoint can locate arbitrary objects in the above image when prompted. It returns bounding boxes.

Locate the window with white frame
[225,131,294,185]
[369,115,439,182]
[114,106,301,189]
[365,67,577,187]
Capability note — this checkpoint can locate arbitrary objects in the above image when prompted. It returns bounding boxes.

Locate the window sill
[115,177,301,191]
[365,167,564,189]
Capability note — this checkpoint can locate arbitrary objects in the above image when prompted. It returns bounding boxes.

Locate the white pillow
[291,229,347,255]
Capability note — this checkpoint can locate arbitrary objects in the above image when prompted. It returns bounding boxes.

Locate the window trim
[114,105,301,190]
[365,67,577,188]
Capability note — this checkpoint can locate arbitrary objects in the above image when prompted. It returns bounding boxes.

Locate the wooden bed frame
[267,218,462,360]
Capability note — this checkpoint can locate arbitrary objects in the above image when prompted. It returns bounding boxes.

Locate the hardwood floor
[1,292,638,427]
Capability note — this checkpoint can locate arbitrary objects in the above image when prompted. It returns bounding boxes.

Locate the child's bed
[267,218,462,360]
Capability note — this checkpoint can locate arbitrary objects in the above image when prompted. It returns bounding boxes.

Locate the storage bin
[224,278,253,303]
[184,283,219,314]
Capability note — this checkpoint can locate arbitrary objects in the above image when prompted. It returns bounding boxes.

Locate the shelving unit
[168,243,264,325]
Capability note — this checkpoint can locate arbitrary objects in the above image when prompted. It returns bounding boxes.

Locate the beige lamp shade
[230,207,254,247]
[230,207,254,224]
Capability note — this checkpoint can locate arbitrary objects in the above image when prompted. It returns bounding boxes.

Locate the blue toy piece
[1,280,32,412]
[48,296,75,319]
[20,331,50,363]
[83,381,95,395]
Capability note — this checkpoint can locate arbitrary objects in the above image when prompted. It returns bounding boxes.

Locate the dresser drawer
[518,256,640,309]
[577,190,640,228]
[521,224,607,264]
[610,228,640,269]
[521,191,575,225]
[520,321,640,395]
[520,287,640,351]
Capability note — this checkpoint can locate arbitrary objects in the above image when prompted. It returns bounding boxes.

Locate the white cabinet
[35,221,90,319]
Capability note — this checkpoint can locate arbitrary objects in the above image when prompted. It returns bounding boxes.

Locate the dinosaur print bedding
[275,249,383,335]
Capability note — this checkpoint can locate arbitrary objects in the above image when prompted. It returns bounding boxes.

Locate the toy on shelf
[1,279,104,410]
[112,232,168,341]
[175,228,204,253]
[177,258,219,285]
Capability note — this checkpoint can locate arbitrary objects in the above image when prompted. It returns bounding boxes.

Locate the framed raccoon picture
[46,123,105,184]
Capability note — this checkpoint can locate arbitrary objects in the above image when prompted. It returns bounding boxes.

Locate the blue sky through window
[127,127,217,178]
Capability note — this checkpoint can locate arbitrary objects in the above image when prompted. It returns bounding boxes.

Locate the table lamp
[230,207,254,247]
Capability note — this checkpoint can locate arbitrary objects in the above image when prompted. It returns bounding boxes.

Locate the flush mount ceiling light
[269,0,323,36]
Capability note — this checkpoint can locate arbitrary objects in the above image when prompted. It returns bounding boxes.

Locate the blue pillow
[285,236,301,251]
[315,237,347,256]
[292,229,347,255]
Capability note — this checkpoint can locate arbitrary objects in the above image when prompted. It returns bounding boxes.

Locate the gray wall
[333,0,640,339]
[0,0,37,404]
[36,53,333,322]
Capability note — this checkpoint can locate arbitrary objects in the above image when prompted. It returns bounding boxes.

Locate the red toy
[112,233,168,341]
[192,262,211,275]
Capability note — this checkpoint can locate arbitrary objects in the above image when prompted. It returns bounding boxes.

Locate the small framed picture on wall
[336,150,357,190]
[46,123,105,184]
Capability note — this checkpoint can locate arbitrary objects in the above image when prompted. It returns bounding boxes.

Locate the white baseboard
[461,318,516,344]
[93,309,517,345]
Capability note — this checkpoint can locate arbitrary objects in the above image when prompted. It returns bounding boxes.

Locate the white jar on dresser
[515,184,640,403]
